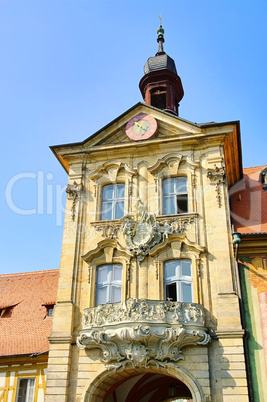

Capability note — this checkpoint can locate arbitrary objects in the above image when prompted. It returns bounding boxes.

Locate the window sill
[157,212,198,219]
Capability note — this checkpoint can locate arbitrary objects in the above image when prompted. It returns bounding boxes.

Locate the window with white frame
[162,177,188,215]
[101,184,125,220]
[96,264,122,305]
[164,259,193,302]
[16,378,35,402]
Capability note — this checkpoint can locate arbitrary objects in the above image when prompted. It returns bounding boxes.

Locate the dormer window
[101,184,125,220]
[0,306,14,318]
[43,304,55,318]
[259,166,267,191]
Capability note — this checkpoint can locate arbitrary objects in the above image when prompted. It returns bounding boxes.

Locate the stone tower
[45,25,249,401]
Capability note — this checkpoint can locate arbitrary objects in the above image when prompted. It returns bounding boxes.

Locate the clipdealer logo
[5,171,66,226]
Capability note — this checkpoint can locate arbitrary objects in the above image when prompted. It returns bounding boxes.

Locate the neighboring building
[231,165,267,402]
[1,25,266,401]
[0,270,59,401]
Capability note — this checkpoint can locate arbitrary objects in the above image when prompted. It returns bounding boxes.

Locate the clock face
[125,113,158,141]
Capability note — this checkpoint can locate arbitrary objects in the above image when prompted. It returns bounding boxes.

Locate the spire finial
[156,17,165,55]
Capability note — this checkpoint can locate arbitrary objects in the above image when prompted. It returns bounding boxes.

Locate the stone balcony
[77,298,210,370]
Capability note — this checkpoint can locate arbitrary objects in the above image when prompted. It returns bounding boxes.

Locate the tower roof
[144,24,177,75]
[139,23,184,116]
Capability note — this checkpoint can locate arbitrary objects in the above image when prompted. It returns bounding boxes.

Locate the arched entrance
[104,373,192,401]
[85,366,203,402]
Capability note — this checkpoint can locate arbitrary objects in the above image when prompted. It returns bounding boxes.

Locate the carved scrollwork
[157,215,195,234]
[92,222,121,239]
[206,165,225,208]
[77,298,210,369]
[66,181,82,221]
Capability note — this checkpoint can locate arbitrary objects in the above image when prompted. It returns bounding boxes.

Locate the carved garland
[66,181,82,221]
[206,165,225,208]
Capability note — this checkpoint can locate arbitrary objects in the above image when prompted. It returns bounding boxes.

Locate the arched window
[96,264,122,305]
[162,177,188,215]
[164,259,192,302]
[101,184,125,220]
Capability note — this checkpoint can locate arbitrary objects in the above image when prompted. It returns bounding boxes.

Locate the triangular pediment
[51,102,241,185]
[81,103,202,148]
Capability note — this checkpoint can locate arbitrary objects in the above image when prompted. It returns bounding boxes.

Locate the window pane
[115,201,124,219]
[17,379,27,401]
[166,283,177,301]
[181,260,191,277]
[97,266,108,283]
[163,178,174,195]
[116,184,125,199]
[96,287,107,305]
[101,202,112,220]
[182,283,192,303]
[102,185,113,201]
[163,196,176,215]
[177,194,188,213]
[165,260,177,279]
[176,177,187,193]
[28,379,35,402]
[111,286,122,303]
[113,266,122,281]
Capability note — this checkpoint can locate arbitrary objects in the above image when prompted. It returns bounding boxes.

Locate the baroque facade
[1,24,266,402]
[44,25,250,402]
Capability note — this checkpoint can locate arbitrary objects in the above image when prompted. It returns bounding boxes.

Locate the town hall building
[1,24,266,402]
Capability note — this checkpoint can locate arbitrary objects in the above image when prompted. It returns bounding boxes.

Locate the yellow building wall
[0,357,47,402]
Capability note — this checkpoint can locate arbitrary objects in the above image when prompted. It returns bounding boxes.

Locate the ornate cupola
[139,24,184,116]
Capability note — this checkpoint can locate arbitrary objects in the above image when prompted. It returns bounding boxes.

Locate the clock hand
[134,122,144,133]
[134,121,146,131]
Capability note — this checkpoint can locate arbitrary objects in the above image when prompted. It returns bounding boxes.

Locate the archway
[104,373,192,401]
[85,366,203,402]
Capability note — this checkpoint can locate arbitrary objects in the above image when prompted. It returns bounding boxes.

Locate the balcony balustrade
[77,298,210,369]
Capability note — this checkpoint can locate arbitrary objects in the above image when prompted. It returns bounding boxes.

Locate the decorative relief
[92,222,121,239]
[148,153,182,175]
[155,260,159,280]
[120,199,173,262]
[77,298,210,369]
[154,178,158,193]
[148,154,199,175]
[206,165,225,208]
[89,161,137,182]
[157,215,195,234]
[66,181,82,221]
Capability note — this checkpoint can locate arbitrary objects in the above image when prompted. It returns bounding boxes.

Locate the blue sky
[1,0,266,274]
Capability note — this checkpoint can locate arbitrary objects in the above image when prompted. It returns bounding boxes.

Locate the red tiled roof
[231,165,267,234]
[0,269,59,357]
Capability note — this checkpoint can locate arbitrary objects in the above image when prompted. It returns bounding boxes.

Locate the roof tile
[0,269,59,356]
[231,165,267,234]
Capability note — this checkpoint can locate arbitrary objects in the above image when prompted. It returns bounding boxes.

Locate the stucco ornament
[77,298,210,370]
[120,199,173,261]
[66,181,82,221]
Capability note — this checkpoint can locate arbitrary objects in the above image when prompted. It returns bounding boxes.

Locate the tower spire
[139,23,184,116]
[156,19,165,55]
